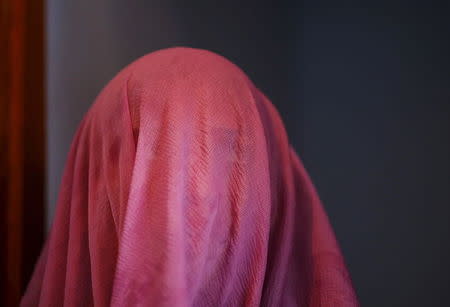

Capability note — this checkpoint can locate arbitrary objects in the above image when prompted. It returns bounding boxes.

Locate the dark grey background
[47,1,449,306]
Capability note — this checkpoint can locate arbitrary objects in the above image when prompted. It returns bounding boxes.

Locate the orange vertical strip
[1,0,45,305]
[7,0,26,305]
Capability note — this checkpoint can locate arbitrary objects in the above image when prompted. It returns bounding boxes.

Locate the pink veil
[21,47,358,306]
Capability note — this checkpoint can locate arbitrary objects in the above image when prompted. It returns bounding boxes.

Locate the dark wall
[300,1,450,306]
[47,1,449,306]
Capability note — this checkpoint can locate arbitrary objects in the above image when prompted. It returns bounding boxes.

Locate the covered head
[22,47,358,306]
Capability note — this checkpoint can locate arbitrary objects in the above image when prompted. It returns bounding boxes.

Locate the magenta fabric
[21,47,358,306]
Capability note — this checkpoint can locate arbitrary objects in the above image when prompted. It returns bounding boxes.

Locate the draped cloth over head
[22,47,358,306]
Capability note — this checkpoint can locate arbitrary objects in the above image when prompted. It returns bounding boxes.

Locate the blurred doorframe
[0,0,45,305]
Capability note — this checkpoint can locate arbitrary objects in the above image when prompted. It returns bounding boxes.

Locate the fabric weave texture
[21,47,359,307]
